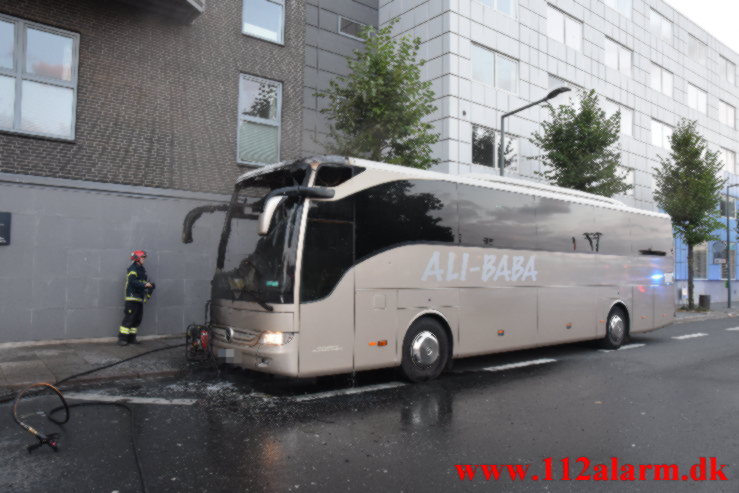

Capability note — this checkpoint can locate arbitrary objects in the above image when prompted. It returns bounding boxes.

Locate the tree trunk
[687,243,694,310]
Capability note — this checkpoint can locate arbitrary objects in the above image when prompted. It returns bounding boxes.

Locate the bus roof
[236,156,670,220]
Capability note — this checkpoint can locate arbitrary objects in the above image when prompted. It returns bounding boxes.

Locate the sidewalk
[0,335,188,393]
[674,301,739,323]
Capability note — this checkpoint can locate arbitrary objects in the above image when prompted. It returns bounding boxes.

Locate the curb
[0,368,190,393]
[673,312,739,324]
[0,333,182,350]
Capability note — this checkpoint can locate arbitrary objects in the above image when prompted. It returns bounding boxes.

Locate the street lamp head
[545,86,571,101]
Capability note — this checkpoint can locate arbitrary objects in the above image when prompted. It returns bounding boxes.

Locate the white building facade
[377,0,739,213]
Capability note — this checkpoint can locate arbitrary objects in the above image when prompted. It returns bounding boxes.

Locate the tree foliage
[315,20,439,169]
[531,89,631,197]
[654,119,725,308]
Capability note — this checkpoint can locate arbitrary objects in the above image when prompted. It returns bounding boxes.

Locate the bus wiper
[240,287,274,312]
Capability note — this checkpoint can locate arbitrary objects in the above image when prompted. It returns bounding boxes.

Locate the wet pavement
[1,317,738,492]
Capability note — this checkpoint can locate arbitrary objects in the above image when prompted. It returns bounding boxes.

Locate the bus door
[536,200,599,343]
[297,199,355,376]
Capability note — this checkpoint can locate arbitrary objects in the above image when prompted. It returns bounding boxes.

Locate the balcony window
[649,9,672,43]
[721,148,736,174]
[242,0,284,44]
[686,84,707,114]
[338,17,367,40]
[719,100,736,128]
[688,35,707,65]
[604,0,631,18]
[650,63,673,97]
[477,0,517,17]
[472,124,519,170]
[237,74,282,165]
[605,38,632,77]
[603,99,633,136]
[0,15,78,140]
[721,56,736,85]
[546,6,582,51]
[471,44,518,93]
[651,119,672,149]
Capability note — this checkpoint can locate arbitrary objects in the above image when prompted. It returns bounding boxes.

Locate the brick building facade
[0,0,305,342]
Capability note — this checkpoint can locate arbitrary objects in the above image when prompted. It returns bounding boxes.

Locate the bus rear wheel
[600,307,627,349]
[400,318,449,382]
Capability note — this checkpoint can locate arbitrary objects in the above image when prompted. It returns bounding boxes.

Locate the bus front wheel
[600,307,627,349]
[400,318,450,382]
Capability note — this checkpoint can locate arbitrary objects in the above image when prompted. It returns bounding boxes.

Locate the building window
[694,243,707,279]
[546,6,582,51]
[649,63,673,97]
[688,35,707,65]
[338,17,367,40]
[0,15,79,140]
[477,0,517,17]
[720,197,736,217]
[721,244,736,280]
[471,44,518,93]
[604,0,631,18]
[237,74,281,165]
[603,99,633,136]
[471,124,518,170]
[649,9,672,43]
[619,167,635,196]
[721,56,736,85]
[686,84,708,114]
[605,38,631,77]
[719,100,736,128]
[242,0,284,44]
[721,148,736,174]
[651,119,672,149]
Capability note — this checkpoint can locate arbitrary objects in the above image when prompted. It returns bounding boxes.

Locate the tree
[654,119,725,309]
[315,20,439,169]
[530,89,631,197]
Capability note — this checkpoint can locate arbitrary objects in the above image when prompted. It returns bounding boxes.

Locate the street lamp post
[498,87,571,176]
[726,183,739,308]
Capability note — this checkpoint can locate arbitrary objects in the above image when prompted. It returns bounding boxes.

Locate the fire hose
[2,342,184,493]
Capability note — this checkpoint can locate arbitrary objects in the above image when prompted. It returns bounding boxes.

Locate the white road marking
[599,343,646,353]
[64,393,197,406]
[481,358,557,372]
[671,333,708,340]
[290,382,406,402]
[726,327,739,331]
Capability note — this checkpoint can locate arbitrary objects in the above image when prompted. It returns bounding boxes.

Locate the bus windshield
[211,168,306,306]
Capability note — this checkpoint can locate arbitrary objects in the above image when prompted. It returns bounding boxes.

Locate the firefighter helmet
[130,250,147,261]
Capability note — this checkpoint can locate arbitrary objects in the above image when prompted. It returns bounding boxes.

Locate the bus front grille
[211,325,260,347]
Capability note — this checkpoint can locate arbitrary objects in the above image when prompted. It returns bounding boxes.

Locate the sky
[663,0,739,53]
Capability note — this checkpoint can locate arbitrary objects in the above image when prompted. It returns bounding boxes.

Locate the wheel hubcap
[410,331,439,367]
[609,315,625,342]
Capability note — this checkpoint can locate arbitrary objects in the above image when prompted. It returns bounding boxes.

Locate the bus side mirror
[258,196,286,235]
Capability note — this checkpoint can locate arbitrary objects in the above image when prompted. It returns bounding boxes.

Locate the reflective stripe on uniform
[129,327,138,334]
[119,326,131,334]
[127,271,137,277]
[125,297,143,302]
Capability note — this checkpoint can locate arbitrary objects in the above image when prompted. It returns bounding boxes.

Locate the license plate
[218,348,235,359]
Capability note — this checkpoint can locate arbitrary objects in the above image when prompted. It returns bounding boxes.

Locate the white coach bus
[182,156,674,381]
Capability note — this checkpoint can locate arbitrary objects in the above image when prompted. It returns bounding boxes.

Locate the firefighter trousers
[119,301,143,341]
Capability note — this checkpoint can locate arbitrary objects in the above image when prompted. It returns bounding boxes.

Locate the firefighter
[118,250,155,346]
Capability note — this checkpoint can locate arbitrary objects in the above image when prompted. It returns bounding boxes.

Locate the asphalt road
[1,317,738,493]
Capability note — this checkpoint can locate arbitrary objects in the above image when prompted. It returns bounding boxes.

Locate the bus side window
[537,198,595,253]
[354,180,458,261]
[458,185,536,249]
[593,207,631,256]
[301,199,355,302]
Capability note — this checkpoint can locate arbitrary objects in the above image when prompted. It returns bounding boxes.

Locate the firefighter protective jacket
[125,262,149,302]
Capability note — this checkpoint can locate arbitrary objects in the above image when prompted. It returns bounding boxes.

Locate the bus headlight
[260,331,294,346]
